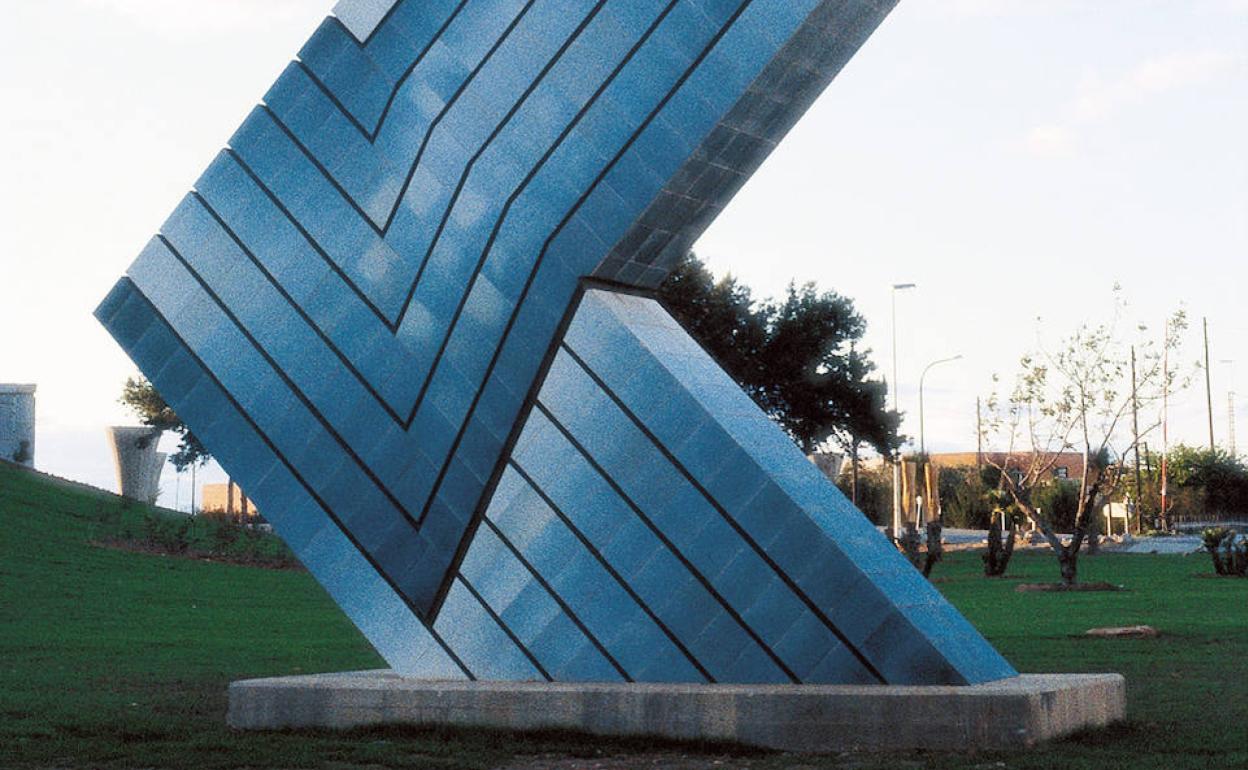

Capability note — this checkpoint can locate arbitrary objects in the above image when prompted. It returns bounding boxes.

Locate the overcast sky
[1,0,1245,507]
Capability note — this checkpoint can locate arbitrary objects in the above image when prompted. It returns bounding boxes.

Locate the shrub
[836,463,892,525]
[1202,528,1248,577]
[102,503,298,569]
[1030,480,1081,532]
[938,466,994,530]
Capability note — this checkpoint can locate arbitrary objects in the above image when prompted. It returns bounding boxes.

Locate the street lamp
[919,354,963,457]
[890,283,916,536]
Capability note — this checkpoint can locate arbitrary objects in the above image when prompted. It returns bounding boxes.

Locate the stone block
[228,671,1127,752]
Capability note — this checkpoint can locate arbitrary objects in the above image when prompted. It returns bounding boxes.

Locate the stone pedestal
[106,426,165,504]
[0,384,37,467]
[228,672,1125,752]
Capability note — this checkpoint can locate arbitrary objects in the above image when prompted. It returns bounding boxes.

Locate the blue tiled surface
[93,0,1016,686]
[552,290,1018,684]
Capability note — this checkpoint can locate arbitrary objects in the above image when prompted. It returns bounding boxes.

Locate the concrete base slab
[227,672,1125,752]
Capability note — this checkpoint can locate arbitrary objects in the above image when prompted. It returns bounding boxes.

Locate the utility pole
[976,397,983,468]
[1204,317,1215,451]
[1221,359,1236,458]
[1131,346,1142,535]
[1161,340,1170,531]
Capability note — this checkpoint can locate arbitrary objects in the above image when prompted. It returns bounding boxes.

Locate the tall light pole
[919,355,963,457]
[890,282,916,535]
[1221,359,1236,457]
[1204,318,1215,451]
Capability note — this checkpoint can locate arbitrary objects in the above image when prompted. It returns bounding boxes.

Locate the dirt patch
[497,754,811,770]
[1015,581,1123,593]
[1085,625,1159,638]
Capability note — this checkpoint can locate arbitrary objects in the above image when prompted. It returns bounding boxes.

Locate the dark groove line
[353,0,408,48]
[157,236,426,535]
[192,193,406,425]
[226,0,718,438]
[478,515,632,682]
[275,0,539,237]
[507,458,715,683]
[426,280,592,620]
[294,59,372,140]
[381,0,538,235]
[253,0,625,354]
[578,275,662,301]
[404,0,680,422]
[395,0,610,326]
[531,400,800,684]
[228,0,643,434]
[263,105,390,235]
[455,574,554,681]
[558,341,887,683]
[325,3,468,139]
[418,0,756,532]
[112,279,474,679]
[225,150,395,328]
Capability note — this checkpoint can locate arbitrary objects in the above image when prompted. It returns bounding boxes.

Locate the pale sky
[1,0,1245,507]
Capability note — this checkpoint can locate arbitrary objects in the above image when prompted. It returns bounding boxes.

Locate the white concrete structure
[106,426,165,504]
[0,384,36,467]
[228,672,1126,752]
[808,451,845,482]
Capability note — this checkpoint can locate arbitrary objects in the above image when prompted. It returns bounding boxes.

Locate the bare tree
[979,291,1189,585]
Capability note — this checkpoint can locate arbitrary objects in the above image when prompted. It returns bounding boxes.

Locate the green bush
[938,466,994,529]
[100,503,298,569]
[1030,480,1081,532]
[1138,445,1248,523]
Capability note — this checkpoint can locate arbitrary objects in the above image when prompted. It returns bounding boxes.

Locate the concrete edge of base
[226,672,1125,752]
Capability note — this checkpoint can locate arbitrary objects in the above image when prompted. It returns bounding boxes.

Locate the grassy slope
[1,461,1245,769]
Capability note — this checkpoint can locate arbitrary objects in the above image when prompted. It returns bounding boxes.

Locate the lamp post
[890,283,916,536]
[919,355,964,457]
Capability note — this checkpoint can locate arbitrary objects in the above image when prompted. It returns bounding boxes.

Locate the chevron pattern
[97,0,1018,685]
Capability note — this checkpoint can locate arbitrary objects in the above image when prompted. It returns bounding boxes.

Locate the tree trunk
[983,510,1017,577]
[1059,527,1086,586]
[1058,546,1078,585]
[1210,547,1228,576]
[898,522,923,570]
[922,520,943,578]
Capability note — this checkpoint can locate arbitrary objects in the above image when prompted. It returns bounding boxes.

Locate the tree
[659,254,902,501]
[119,377,210,471]
[1161,445,1248,522]
[979,291,1188,585]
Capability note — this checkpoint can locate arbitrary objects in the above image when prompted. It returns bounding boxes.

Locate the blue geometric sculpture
[97,0,1017,686]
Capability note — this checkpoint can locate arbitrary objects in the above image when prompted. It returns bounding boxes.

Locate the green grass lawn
[1,461,1245,769]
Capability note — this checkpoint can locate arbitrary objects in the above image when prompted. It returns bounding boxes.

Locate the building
[933,451,1087,483]
[201,482,260,517]
[0,384,37,467]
